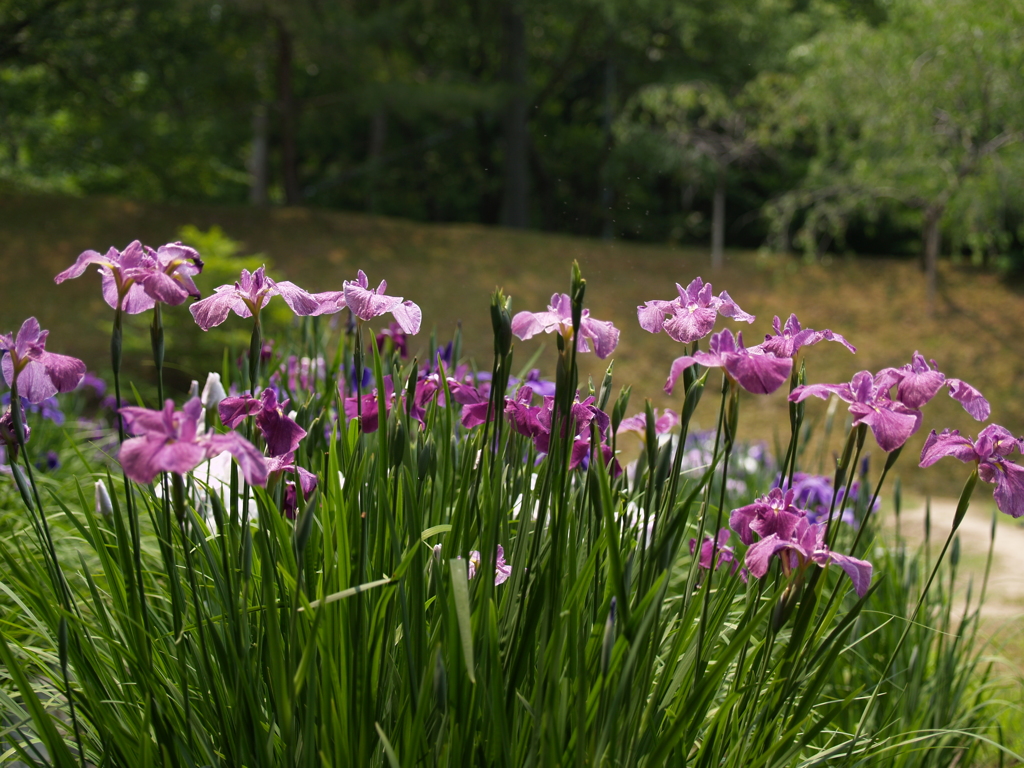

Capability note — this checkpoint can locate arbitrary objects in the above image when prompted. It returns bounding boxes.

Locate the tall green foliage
[0,263,1013,766]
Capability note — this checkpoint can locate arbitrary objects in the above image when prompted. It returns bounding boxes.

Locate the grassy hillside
[3,191,1023,496]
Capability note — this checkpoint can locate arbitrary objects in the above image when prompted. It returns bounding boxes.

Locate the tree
[768,0,1024,311]
[617,82,762,269]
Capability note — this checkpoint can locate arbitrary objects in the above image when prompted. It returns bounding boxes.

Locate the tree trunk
[923,204,943,317]
[600,49,616,240]
[366,106,388,213]
[275,19,301,206]
[249,102,269,206]
[500,0,529,229]
[711,163,726,270]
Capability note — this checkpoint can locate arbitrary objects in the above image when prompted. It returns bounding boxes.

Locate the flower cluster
[1,318,86,404]
[512,293,619,359]
[14,247,1016,612]
[505,388,616,471]
[791,359,988,453]
[638,277,753,343]
[920,425,1024,518]
[119,398,267,486]
[55,241,204,313]
[689,528,746,582]
[730,488,872,596]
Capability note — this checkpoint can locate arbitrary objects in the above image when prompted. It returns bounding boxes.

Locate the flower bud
[95,480,113,518]
[202,372,227,409]
[490,289,513,361]
[611,385,632,436]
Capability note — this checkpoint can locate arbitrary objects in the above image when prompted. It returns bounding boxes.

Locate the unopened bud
[201,372,227,409]
[490,289,513,360]
[95,480,113,518]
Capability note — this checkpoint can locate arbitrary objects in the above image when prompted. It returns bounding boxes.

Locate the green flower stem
[111,305,149,637]
[779,359,806,486]
[248,315,262,394]
[690,374,730,673]
[9,379,85,768]
[845,468,979,762]
[698,378,738,675]
[847,445,903,557]
[9,380,70,607]
[824,423,866,549]
[151,303,165,404]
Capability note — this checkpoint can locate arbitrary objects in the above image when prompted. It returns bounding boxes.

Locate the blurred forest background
[3,0,1024,284]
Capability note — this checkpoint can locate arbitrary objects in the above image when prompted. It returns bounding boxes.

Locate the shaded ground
[3,192,1024,496]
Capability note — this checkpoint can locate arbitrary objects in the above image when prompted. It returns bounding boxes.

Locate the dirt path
[893,497,1024,619]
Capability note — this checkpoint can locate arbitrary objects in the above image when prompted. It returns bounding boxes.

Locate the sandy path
[892,497,1024,619]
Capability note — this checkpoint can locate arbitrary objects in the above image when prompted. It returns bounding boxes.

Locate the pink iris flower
[664,328,792,396]
[55,240,203,313]
[757,314,856,358]
[119,397,267,486]
[511,293,619,359]
[744,515,872,597]
[919,425,1024,518]
[617,408,680,439]
[190,266,337,330]
[1,318,86,404]
[341,270,422,334]
[638,277,754,344]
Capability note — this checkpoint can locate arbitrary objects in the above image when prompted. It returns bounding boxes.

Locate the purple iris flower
[55,240,203,313]
[664,328,792,396]
[689,528,747,582]
[266,451,318,519]
[504,389,617,473]
[343,377,396,433]
[119,397,268,486]
[467,545,511,585]
[730,488,804,546]
[190,266,335,330]
[79,372,107,396]
[511,293,620,359]
[919,425,1024,518]
[406,376,441,425]
[779,472,865,527]
[39,450,60,472]
[219,388,307,457]
[375,321,410,358]
[508,369,557,398]
[1,318,86,404]
[342,270,422,334]
[790,370,923,453]
[745,516,873,597]
[638,277,754,344]
[876,352,990,421]
[617,408,680,439]
[757,314,856,358]
[448,380,494,429]
[0,404,29,463]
